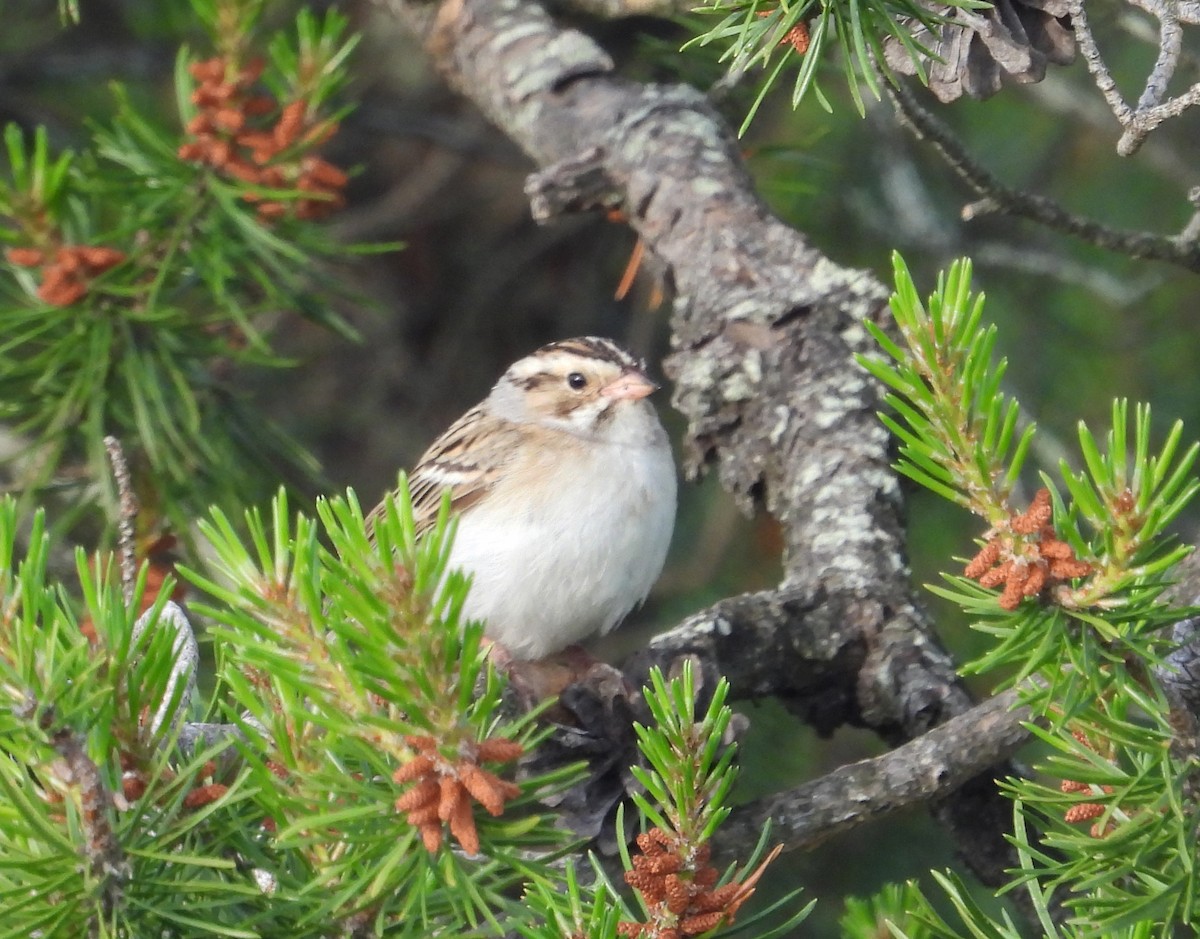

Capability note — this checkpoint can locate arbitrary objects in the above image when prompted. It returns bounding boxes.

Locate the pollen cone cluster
[118,754,227,812]
[755,10,811,54]
[178,56,346,221]
[1060,729,1117,838]
[964,488,1091,610]
[393,734,523,855]
[6,244,125,307]
[618,828,778,939]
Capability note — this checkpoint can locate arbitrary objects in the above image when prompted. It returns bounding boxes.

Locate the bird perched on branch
[374,337,677,661]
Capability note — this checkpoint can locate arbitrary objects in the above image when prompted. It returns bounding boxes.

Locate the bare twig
[1024,76,1195,185]
[854,100,1166,305]
[887,80,1200,271]
[103,435,137,604]
[1137,0,1182,111]
[1069,0,1200,155]
[1127,0,1200,23]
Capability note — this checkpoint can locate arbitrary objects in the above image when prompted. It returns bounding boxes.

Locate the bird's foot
[485,640,579,710]
[485,641,635,714]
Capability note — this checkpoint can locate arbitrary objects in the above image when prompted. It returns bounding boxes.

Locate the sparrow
[374,337,676,660]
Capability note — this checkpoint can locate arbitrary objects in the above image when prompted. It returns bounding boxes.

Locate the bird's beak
[600,369,658,401]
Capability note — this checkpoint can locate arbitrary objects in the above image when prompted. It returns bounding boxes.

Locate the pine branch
[0,5,364,530]
[853,256,1200,934]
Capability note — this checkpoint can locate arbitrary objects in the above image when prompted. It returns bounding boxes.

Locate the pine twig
[885,80,1200,272]
[49,726,126,895]
[13,693,129,932]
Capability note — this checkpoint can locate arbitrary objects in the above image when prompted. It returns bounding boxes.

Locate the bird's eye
[567,372,588,391]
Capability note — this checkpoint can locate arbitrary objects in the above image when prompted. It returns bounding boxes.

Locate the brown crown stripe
[539,336,636,369]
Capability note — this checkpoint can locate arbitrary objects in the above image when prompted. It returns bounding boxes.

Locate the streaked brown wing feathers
[405,405,522,537]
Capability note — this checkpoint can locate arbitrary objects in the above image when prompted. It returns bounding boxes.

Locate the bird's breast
[445,436,676,658]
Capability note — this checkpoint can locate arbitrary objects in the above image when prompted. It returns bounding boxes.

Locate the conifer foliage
[0,478,798,937]
[856,255,1200,937]
[0,0,362,533]
[4,2,1200,938]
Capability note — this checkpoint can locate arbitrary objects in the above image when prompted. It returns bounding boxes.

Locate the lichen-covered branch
[720,687,1032,858]
[133,602,200,740]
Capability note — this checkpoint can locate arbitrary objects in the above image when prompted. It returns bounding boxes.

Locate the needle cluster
[685,0,977,131]
[0,1,363,531]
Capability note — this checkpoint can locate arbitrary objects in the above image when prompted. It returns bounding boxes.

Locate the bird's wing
[372,405,523,540]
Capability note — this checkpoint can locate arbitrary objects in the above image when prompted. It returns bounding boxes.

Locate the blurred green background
[3,0,1199,933]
